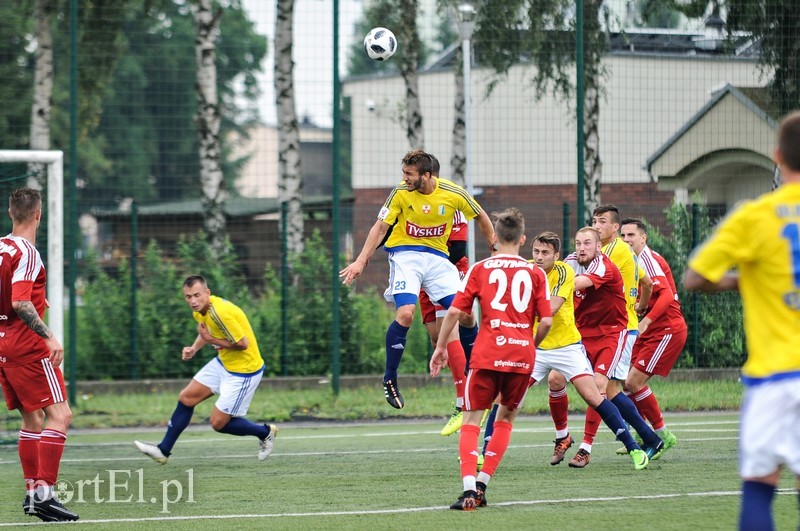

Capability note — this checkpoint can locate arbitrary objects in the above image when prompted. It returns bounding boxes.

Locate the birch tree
[194,0,227,255]
[275,0,304,256]
[28,0,54,190]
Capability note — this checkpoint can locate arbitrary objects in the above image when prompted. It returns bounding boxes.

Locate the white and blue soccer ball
[363,27,397,61]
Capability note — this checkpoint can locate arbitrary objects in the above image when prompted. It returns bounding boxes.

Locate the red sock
[631,386,665,430]
[459,424,481,478]
[447,340,467,404]
[582,394,604,446]
[38,429,66,486]
[19,430,41,492]
[481,420,512,477]
[549,387,569,432]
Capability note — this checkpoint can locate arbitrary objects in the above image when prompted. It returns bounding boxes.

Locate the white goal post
[0,150,64,347]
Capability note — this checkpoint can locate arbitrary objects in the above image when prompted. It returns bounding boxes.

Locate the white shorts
[193,357,264,417]
[739,377,800,478]
[531,343,594,384]
[611,330,637,381]
[384,251,461,305]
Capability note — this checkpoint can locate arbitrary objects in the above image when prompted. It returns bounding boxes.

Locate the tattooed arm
[12,300,64,366]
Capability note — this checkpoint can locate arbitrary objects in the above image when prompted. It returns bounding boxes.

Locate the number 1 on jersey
[782,222,800,288]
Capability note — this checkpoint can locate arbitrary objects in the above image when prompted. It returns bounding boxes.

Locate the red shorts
[0,358,67,411]
[632,327,687,377]
[582,330,628,378]
[419,290,437,325]
[464,369,530,411]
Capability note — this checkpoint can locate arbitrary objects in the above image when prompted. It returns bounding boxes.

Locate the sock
[549,386,569,434]
[481,420,512,477]
[611,393,661,448]
[384,321,409,381]
[19,430,41,495]
[739,481,775,531]
[458,324,479,368]
[481,404,499,454]
[159,402,195,456]
[218,417,270,439]
[582,395,604,446]
[447,340,467,406]
[595,398,638,451]
[37,429,66,487]
[459,424,481,481]
[631,386,666,431]
[476,474,491,488]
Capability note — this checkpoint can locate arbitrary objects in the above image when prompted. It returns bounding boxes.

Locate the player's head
[183,275,212,314]
[493,207,526,247]
[8,187,42,227]
[776,111,800,176]
[574,226,602,266]
[620,218,648,255]
[401,149,436,192]
[592,204,620,244]
[532,231,560,272]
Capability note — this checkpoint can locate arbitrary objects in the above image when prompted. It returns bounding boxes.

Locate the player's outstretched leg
[383,321,409,408]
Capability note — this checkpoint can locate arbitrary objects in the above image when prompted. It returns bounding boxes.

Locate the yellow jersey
[193,295,264,374]
[535,261,582,350]
[602,236,645,331]
[688,183,800,383]
[378,177,482,257]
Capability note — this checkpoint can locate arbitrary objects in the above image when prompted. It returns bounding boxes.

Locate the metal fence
[0,1,794,383]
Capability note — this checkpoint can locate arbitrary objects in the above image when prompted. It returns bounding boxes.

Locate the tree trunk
[582,0,604,224]
[449,44,466,186]
[275,0,304,256]
[397,0,424,150]
[29,0,53,190]
[194,0,227,256]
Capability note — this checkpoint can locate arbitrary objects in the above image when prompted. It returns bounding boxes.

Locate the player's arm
[684,269,739,292]
[550,295,566,315]
[639,278,671,333]
[636,270,653,313]
[182,334,208,361]
[474,210,497,250]
[430,305,465,377]
[339,219,392,285]
[12,300,63,366]
[574,275,595,291]
[197,322,248,350]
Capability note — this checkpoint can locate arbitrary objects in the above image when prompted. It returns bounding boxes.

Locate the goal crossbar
[0,150,64,347]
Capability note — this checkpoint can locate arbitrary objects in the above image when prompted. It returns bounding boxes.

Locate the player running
[430,208,552,510]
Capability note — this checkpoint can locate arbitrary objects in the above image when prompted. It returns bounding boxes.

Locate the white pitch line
[0,436,740,466]
[8,417,740,448]
[1,489,793,527]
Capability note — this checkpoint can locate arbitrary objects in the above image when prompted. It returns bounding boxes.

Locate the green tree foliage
[0,2,35,149]
[76,231,430,379]
[642,201,745,369]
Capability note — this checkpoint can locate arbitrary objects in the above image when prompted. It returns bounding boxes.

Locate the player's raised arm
[339,219,391,285]
[474,210,497,250]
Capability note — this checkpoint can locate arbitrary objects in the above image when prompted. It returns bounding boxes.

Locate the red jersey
[565,252,627,338]
[0,235,50,366]
[652,248,679,298]
[453,254,551,374]
[448,210,468,274]
[637,246,686,333]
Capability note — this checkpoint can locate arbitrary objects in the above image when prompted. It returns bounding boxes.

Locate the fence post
[280,201,289,376]
[691,203,700,367]
[130,200,138,379]
[562,202,570,254]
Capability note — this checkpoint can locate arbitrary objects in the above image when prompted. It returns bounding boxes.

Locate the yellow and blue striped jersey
[378,177,482,257]
[688,183,800,383]
[535,260,582,350]
[193,295,264,374]
[602,236,645,331]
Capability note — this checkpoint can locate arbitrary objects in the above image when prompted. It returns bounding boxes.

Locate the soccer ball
[363,27,397,61]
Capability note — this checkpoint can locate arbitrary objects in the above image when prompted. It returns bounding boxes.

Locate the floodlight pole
[455,2,477,264]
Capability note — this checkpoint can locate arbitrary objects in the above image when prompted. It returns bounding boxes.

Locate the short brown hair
[401,149,435,176]
[8,188,42,224]
[620,218,647,234]
[183,275,208,289]
[493,207,525,244]
[593,204,620,224]
[533,231,561,254]
[576,226,601,243]
[778,111,800,172]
